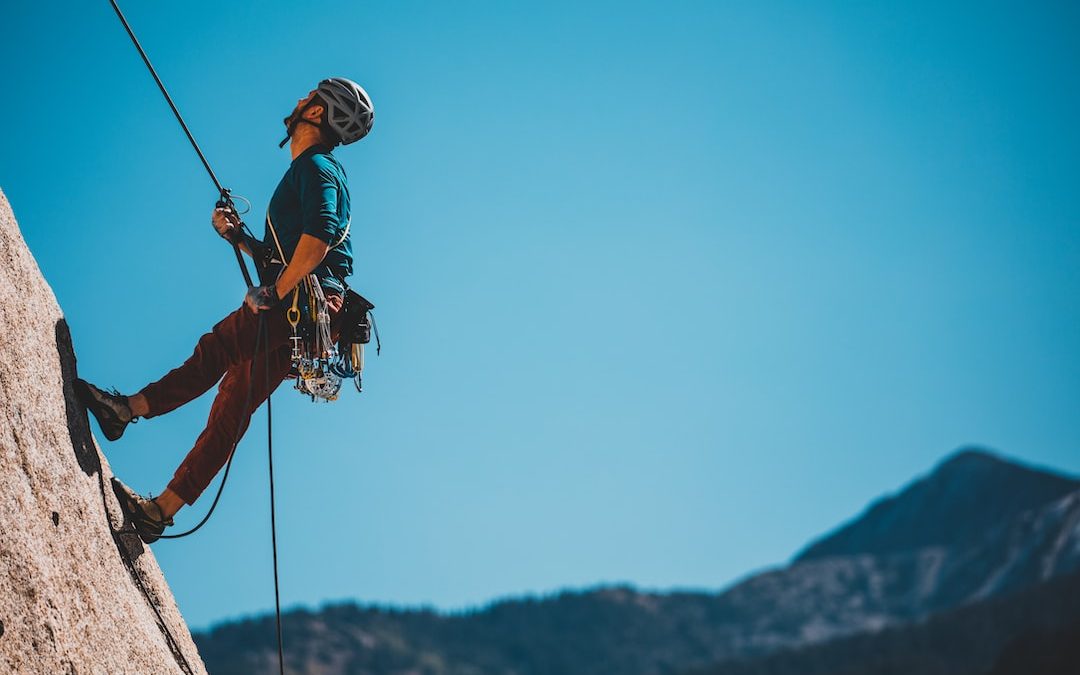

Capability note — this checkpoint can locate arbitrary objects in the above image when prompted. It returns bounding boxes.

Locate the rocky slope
[0,188,206,674]
[195,448,1080,675]
[795,449,1080,561]
[718,450,1080,652]
[687,567,1080,675]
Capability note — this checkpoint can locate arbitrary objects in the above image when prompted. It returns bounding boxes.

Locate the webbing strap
[265,212,351,267]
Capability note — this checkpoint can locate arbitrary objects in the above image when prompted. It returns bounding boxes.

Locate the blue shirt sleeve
[297,155,344,245]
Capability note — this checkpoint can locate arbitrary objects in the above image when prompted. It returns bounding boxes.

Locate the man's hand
[212,205,241,241]
[244,285,278,314]
[326,294,344,313]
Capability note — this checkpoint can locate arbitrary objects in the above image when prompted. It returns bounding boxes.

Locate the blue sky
[1,1,1078,630]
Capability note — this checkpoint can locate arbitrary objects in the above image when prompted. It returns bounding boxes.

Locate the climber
[75,77,374,543]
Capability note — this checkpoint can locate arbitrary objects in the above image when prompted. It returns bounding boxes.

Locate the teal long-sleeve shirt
[263,144,352,293]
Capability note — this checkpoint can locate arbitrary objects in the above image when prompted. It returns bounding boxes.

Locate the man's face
[283,89,319,131]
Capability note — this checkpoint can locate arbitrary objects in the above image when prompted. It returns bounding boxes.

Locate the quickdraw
[288,275,341,401]
[283,279,377,401]
[266,214,378,402]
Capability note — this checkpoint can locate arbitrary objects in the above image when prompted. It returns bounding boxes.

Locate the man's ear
[303,104,325,122]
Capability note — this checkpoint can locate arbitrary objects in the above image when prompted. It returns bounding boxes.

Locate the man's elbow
[299,233,332,258]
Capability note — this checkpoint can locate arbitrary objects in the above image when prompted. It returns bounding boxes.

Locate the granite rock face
[0,188,206,674]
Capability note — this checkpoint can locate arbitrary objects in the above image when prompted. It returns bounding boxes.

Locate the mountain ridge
[794,446,1080,562]
[686,567,1080,675]
[194,447,1080,675]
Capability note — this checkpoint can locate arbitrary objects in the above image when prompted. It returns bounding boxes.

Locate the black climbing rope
[264,319,287,675]
[107,0,253,288]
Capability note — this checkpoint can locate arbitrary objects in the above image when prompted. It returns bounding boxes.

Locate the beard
[283,107,301,131]
[279,106,303,148]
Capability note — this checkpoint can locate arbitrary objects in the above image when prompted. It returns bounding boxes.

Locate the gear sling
[261,212,378,400]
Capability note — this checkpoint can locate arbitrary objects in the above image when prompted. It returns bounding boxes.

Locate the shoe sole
[74,379,127,442]
[110,478,163,544]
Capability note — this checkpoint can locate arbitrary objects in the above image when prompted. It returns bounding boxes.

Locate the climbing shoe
[111,478,173,544]
[74,379,135,441]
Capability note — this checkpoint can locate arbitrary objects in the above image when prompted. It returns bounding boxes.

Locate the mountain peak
[934,446,1009,472]
[794,447,1079,563]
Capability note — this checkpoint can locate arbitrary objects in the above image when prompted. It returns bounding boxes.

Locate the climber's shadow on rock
[56,319,100,477]
[55,321,195,672]
[55,317,146,561]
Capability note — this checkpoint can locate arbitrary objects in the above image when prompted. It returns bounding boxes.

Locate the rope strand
[264,318,287,675]
[108,0,253,287]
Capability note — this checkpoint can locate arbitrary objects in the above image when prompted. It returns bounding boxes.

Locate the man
[76,77,374,543]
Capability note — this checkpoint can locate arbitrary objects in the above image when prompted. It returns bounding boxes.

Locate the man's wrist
[273,281,288,300]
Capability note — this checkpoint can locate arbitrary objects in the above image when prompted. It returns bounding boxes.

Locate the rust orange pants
[138,299,340,505]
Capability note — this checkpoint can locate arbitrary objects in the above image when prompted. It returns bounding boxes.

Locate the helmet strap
[278,101,325,149]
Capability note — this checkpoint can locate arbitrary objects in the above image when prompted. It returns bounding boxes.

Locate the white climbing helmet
[316,77,374,145]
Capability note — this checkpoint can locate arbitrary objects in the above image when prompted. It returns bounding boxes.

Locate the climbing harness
[265,215,378,402]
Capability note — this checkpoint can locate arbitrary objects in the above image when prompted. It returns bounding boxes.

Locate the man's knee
[203,306,259,366]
